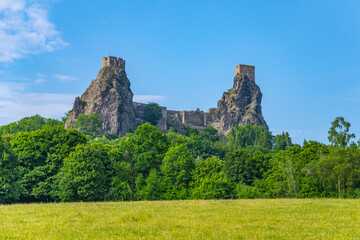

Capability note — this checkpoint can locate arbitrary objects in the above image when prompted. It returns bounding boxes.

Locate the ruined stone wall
[235,64,255,82]
[102,56,126,69]
[180,108,206,128]
[133,102,167,129]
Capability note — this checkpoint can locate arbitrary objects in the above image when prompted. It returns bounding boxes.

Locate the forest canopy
[0,114,359,203]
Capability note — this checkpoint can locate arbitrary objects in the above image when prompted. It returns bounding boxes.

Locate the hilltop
[65,56,268,135]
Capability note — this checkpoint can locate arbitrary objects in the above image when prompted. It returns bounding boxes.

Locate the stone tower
[235,64,255,82]
[102,56,126,69]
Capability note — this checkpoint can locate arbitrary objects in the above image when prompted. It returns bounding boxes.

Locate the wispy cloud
[0,0,67,63]
[0,82,76,125]
[34,78,45,84]
[133,95,167,103]
[55,74,77,82]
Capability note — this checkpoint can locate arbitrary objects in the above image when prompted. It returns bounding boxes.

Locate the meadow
[1,199,360,239]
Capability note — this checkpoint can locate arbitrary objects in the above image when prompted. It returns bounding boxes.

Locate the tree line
[0,113,359,203]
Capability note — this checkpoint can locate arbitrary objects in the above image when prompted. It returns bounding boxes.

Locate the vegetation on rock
[143,102,162,126]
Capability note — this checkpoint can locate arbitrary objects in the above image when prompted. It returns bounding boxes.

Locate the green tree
[274,132,292,151]
[143,102,162,126]
[161,144,195,199]
[106,148,134,201]
[191,156,234,199]
[57,143,112,202]
[145,169,166,200]
[227,124,273,151]
[11,125,87,202]
[76,113,103,136]
[0,115,62,135]
[185,126,226,159]
[0,137,23,203]
[224,149,264,185]
[119,123,169,177]
[316,147,360,197]
[328,116,355,148]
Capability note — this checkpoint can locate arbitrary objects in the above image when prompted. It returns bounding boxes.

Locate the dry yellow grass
[1,199,360,239]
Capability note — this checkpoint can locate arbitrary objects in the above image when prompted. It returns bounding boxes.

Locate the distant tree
[274,132,292,151]
[11,125,87,202]
[76,113,103,136]
[143,102,162,126]
[185,126,226,159]
[328,116,355,148]
[57,143,112,202]
[224,149,265,185]
[316,147,360,197]
[106,149,133,201]
[227,124,273,151]
[0,115,62,135]
[61,112,70,124]
[145,169,166,200]
[191,156,234,199]
[118,123,169,177]
[161,144,195,199]
[0,137,23,203]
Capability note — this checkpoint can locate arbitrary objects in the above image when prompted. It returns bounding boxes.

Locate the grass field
[1,199,360,239]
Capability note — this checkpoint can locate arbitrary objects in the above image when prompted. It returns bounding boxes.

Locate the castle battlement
[235,64,255,82]
[102,56,125,69]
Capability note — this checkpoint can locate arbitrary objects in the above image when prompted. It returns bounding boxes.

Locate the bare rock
[207,71,268,132]
[65,57,135,136]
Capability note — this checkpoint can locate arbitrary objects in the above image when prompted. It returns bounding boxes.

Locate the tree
[0,115,62,135]
[76,113,103,136]
[11,125,87,202]
[185,126,226,159]
[316,147,360,197]
[191,156,234,199]
[161,144,195,199]
[118,123,169,177]
[227,124,273,151]
[0,137,23,203]
[143,102,162,126]
[274,132,292,151]
[57,143,112,202]
[224,149,255,185]
[328,116,355,148]
[106,148,134,201]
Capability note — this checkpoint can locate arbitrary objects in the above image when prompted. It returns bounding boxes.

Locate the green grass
[1,199,360,239]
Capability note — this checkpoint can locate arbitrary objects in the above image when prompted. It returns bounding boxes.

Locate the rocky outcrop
[207,73,268,132]
[65,60,135,136]
[66,57,268,136]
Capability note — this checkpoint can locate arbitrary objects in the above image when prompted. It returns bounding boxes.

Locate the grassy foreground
[1,199,360,239]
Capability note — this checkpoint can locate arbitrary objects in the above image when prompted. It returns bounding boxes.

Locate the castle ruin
[235,64,255,83]
[102,56,126,69]
[66,56,268,136]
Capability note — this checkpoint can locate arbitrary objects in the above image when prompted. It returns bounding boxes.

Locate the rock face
[206,71,268,132]
[65,57,135,135]
[66,57,268,136]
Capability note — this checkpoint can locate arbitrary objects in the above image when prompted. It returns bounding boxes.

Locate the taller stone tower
[65,56,136,136]
[235,64,255,83]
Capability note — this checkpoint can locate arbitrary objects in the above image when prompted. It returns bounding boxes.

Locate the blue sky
[0,0,359,144]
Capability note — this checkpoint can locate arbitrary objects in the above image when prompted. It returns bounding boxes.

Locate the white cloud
[0,0,67,63]
[0,82,76,125]
[133,95,167,103]
[55,74,77,82]
[34,78,45,83]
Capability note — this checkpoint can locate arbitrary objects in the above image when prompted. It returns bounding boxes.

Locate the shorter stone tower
[235,64,255,82]
[102,56,125,69]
